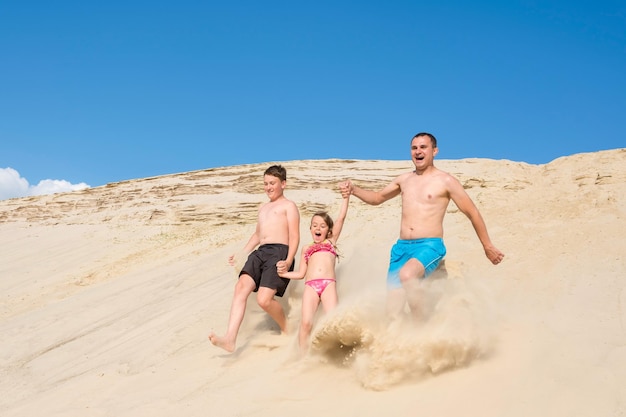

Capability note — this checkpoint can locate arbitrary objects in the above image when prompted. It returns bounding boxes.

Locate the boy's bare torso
[257,197,292,246]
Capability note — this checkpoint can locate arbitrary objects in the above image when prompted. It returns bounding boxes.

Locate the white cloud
[0,167,90,200]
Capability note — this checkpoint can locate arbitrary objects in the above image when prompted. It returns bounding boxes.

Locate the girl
[277,188,350,353]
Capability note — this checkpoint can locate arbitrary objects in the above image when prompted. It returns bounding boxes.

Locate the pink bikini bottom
[305,279,336,297]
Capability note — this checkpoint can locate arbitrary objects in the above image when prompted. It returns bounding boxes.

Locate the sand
[1,150,625,416]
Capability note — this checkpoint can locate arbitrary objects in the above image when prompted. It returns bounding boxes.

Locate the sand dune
[1,150,625,416]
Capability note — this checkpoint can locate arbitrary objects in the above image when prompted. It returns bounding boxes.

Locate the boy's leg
[209,274,256,352]
[257,286,288,334]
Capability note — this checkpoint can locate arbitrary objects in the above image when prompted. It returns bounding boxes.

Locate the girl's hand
[339,181,352,198]
[276,260,287,274]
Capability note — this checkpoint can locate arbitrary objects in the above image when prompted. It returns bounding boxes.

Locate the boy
[209,165,300,352]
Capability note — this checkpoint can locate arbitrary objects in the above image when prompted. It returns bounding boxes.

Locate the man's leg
[257,286,288,334]
[398,258,426,319]
[386,288,407,319]
[209,274,256,352]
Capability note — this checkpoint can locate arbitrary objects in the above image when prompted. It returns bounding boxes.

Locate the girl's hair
[311,211,334,238]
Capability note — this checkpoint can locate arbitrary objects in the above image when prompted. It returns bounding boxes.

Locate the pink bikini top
[304,240,338,263]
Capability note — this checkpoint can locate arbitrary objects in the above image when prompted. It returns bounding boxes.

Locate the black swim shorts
[240,243,293,297]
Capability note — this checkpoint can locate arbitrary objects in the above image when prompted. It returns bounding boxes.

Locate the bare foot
[208,332,235,353]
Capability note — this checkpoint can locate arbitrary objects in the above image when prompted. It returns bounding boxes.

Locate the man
[340,132,504,318]
[209,165,300,352]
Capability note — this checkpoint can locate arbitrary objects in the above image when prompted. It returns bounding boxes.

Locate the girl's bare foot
[209,332,235,353]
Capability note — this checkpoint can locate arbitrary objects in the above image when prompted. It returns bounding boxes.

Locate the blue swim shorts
[387,238,446,289]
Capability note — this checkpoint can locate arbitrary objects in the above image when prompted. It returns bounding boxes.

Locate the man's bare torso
[398,168,451,240]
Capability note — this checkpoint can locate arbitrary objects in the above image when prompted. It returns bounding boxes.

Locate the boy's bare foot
[209,332,235,353]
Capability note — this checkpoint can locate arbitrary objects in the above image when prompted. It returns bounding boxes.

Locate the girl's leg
[299,286,321,352]
[320,281,338,313]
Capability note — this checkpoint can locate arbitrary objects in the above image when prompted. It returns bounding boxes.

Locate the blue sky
[1,0,625,199]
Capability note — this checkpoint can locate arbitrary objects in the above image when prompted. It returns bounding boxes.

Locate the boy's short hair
[264,165,287,182]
